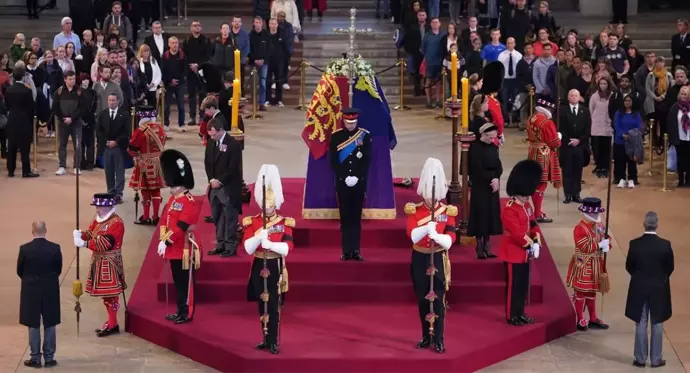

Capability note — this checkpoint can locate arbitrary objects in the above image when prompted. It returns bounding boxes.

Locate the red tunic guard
[128,113,167,224]
[527,110,562,222]
[487,94,505,138]
[498,198,541,264]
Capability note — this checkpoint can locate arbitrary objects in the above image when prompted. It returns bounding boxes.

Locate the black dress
[469,115,488,136]
[467,140,503,237]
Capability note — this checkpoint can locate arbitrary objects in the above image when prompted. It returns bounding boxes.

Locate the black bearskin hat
[200,62,223,94]
[480,61,504,94]
[506,160,542,197]
[160,149,194,190]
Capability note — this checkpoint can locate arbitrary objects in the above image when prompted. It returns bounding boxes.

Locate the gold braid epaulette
[404,202,416,215]
[284,217,296,227]
[446,205,458,217]
[242,216,253,227]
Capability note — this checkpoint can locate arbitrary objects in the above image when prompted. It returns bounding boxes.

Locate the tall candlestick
[231,79,240,129]
[451,53,458,98]
[461,78,469,131]
[234,49,241,82]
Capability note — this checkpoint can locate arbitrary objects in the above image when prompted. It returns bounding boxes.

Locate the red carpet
[126,178,576,372]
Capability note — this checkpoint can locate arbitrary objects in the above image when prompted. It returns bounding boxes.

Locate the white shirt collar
[469,28,477,32]
[212,110,219,118]
[100,81,108,89]
[571,104,578,110]
[217,131,226,145]
[644,231,657,235]
[110,107,117,115]
[154,33,163,39]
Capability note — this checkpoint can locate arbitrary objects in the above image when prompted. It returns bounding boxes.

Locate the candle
[231,79,240,129]
[461,78,469,131]
[451,52,458,98]
[233,49,241,82]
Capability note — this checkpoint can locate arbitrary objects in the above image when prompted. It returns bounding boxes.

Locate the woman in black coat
[667,86,690,187]
[467,122,503,259]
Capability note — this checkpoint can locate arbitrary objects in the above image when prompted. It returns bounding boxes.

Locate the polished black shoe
[340,252,351,261]
[632,360,646,368]
[268,344,280,354]
[44,360,58,368]
[256,341,268,350]
[415,337,431,349]
[96,324,120,337]
[506,317,524,326]
[519,315,535,324]
[165,313,180,321]
[536,215,553,223]
[476,250,487,259]
[208,248,224,255]
[8,172,14,178]
[220,250,237,258]
[23,360,42,368]
[434,342,445,354]
[174,316,192,324]
[23,172,40,178]
[151,217,160,226]
[588,319,609,330]
[134,216,152,225]
[572,195,583,204]
[204,216,214,223]
[562,196,572,204]
[576,323,588,331]
[651,360,666,368]
[351,251,364,261]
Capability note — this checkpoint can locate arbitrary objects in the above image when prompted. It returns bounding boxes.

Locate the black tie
[572,106,576,115]
[110,110,115,121]
[508,52,514,77]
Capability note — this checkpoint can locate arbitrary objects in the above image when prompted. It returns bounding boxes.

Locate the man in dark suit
[625,212,674,369]
[671,19,689,71]
[5,67,39,178]
[97,94,130,202]
[558,89,590,204]
[402,9,429,96]
[205,118,243,257]
[143,21,169,63]
[17,221,62,369]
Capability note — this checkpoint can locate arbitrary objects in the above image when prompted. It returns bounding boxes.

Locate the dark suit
[625,233,674,324]
[205,132,242,255]
[97,107,130,197]
[5,81,35,176]
[671,33,690,71]
[144,33,170,63]
[329,127,372,256]
[17,237,62,363]
[558,103,591,199]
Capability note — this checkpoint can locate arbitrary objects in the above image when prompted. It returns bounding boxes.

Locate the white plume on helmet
[417,158,448,200]
[253,164,284,210]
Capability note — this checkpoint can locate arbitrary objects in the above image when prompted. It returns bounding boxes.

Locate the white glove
[432,234,453,250]
[73,237,86,248]
[426,221,438,236]
[531,243,540,259]
[199,70,204,77]
[261,238,273,250]
[599,239,610,253]
[344,176,354,187]
[499,134,505,145]
[257,229,269,240]
[73,229,82,240]
[75,54,83,60]
[350,176,358,186]
[157,241,167,257]
[557,132,562,140]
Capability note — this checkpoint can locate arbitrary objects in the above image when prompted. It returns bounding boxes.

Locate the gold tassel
[159,226,167,241]
[182,248,190,270]
[598,273,611,293]
[279,267,289,294]
[193,248,201,270]
[442,251,452,291]
[72,280,83,298]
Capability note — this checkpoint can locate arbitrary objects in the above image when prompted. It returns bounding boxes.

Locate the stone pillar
[580,0,638,17]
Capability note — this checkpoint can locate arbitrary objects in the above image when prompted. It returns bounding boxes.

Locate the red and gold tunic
[487,94,504,136]
[566,219,606,292]
[242,214,295,296]
[127,121,166,190]
[527,112,562,187]
[160,192,202,266]
[404,202,458,290]
[198,113,212,146]
[498,198,541,264]
[80,214,126,297]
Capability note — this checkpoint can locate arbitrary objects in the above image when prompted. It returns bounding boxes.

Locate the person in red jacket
[157,149,201,324]
[527,98,562,223]
[405,158,457,354]
[242,164,294,355]
[73,193,126,337]
[498,159,542,326]
[128,105,166,225]
[566,197,610,331]
[481,61,506,146]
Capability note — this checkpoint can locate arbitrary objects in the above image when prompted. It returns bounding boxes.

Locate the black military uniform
[328,108,372,261]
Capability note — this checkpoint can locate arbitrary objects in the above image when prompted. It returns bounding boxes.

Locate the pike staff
[426,176,438,339]
[72,124,83,335]
[260,175,270,343]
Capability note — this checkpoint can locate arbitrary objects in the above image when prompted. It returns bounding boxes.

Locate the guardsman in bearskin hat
[405,158,457,354]
[128,105,167,225]
[243,164,294,355]
[329,108,372,261]
[498,160,542,326]
[481,61,506,145]
[158,149,202,324]
[73,193,127,337]
[566,197,610,331]
[527,98,562,224]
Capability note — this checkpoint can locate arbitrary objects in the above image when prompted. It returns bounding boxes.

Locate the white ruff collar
[96,207,116,223]
[582,212,601,223]
[535,106,552,118]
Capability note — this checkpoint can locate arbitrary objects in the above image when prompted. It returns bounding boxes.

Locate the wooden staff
[599,136,615,317]
[72,123,83,335]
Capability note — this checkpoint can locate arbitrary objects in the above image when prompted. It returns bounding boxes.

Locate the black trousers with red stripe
[170,259,197,319]
[504,262,530,320]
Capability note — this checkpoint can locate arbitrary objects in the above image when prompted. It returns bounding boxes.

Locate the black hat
[506,160,542,197]
[160,149,194,190]
[578,197,605,214]
[536,97,556,111]
[480,62,504,94]
[91,193,116,207]
[342,108,360,121]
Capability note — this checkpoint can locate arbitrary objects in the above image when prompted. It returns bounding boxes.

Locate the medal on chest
[435,214,448,223]
[356,151,362,159]
[171,202,184,211]
[268,224,285,234]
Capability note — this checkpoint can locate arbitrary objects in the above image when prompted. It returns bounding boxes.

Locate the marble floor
[1,107,688,372]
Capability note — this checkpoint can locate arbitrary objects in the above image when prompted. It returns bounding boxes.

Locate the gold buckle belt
[413,244,445,254]
[254,250,281,260]
[93,249,122,258]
